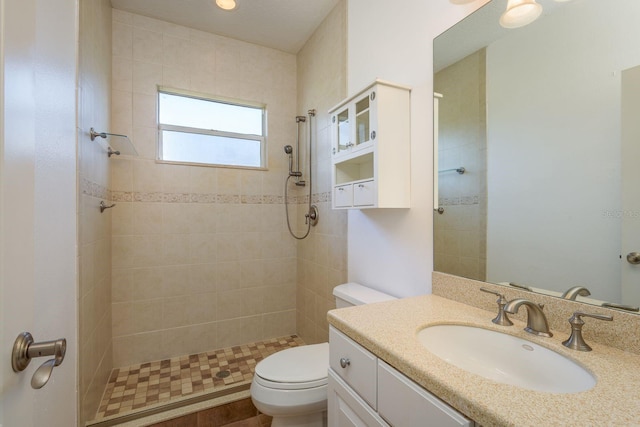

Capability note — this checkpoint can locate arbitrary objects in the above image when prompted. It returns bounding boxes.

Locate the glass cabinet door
[355,94,371,147]
[337,107,350,154]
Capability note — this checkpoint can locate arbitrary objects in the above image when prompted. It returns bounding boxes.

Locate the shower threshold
[87,335,304,426]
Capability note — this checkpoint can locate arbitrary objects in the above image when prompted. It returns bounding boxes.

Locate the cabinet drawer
[353,180,375,206]
[378,360,472,427]
[334,184,353,207]
[329,327,378,409]
[328,370,389,427]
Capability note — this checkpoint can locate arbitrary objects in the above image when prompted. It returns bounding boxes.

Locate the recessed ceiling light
[216,0,237,11]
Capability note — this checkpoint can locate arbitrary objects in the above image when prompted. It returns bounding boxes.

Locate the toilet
[250,283,396,427]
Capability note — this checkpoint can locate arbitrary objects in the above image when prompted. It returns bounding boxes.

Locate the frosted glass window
[158,88,266,168]
[161,131,261,168]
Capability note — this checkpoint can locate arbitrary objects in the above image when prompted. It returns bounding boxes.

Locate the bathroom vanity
[327,295,640,426]
[328,326,472,426]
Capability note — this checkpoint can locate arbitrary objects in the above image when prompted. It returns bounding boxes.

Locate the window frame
[157,86,268,170]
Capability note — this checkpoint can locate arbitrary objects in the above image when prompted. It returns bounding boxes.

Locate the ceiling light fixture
[499,0,543,29]
[216,0,237,11]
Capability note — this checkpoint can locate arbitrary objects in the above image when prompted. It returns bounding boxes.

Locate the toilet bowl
[250,283,395,427]
[250,343,329,427]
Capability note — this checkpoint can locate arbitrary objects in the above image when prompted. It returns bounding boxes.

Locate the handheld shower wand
[284,110,318,240]
[284,145,302,177]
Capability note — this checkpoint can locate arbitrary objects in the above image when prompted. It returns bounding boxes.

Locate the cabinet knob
[338,187,345,191]
[358,184,365,188]
[340,357,351,368]
[371,130,376,140]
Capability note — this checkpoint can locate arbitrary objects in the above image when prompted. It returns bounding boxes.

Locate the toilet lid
[255,343,329,384]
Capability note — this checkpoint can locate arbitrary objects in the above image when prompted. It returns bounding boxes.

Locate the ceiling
[109,0,341,54]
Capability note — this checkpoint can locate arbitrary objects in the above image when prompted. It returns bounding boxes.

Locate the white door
[1,0,78,426]
[621,66,640,309]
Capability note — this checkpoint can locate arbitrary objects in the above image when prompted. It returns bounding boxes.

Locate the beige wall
[110,10,298,366]
[296,1,348,344]
[78,0,114,423]
[434,50,487,282]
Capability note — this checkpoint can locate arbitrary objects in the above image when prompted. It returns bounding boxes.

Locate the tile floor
[147,397,271,427]
[95,335,304,421]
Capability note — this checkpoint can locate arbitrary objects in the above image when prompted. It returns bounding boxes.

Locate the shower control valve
[304,205,319,227]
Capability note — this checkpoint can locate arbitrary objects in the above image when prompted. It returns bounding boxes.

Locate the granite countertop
[327,295,640,427]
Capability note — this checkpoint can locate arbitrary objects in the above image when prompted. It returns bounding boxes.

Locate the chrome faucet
[504,298,553,337]
[561,286,591,301]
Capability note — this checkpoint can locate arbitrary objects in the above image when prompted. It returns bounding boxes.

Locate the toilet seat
[254,374,327,390]
[254,343,329,390]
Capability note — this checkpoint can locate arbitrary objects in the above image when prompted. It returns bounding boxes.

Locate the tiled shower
[78,0,347,424]
[433,49,487,282]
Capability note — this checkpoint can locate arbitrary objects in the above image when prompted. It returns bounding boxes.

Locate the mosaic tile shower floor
[95,335,305,421]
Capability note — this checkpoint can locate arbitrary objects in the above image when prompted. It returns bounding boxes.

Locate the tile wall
[295,1,349,344]
[78,0,114,423]
[110,10,299,366]
[433,50,487,281]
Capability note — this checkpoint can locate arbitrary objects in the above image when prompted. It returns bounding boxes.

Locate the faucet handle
[562,311,613,351]
[480,287,514,326]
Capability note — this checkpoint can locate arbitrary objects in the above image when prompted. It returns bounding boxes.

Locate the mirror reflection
[433,0,640,312]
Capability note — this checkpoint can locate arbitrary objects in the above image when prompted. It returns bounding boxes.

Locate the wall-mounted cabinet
[330,80,411,209]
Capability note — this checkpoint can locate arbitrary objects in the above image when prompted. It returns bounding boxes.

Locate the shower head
[284,145,293,154]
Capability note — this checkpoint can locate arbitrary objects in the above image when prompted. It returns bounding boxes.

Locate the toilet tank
[333,282,396,308]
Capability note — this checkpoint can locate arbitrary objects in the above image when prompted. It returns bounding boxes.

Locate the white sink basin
[417,324,595,393]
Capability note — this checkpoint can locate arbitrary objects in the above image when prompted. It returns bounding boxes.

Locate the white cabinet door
[378,361,472,427]
[328,371,389,427]
[334,106,351,156]
[353,90,375,153]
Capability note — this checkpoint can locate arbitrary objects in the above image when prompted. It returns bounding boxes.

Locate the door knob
[12,332,66,389]
[627,252,640,265]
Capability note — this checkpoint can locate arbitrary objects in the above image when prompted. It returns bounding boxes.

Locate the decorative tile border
[81,177,111,200]
[82,177,332,205]
[111,190,332,205]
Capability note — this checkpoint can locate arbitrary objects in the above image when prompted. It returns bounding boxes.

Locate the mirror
[433,0,640,312]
